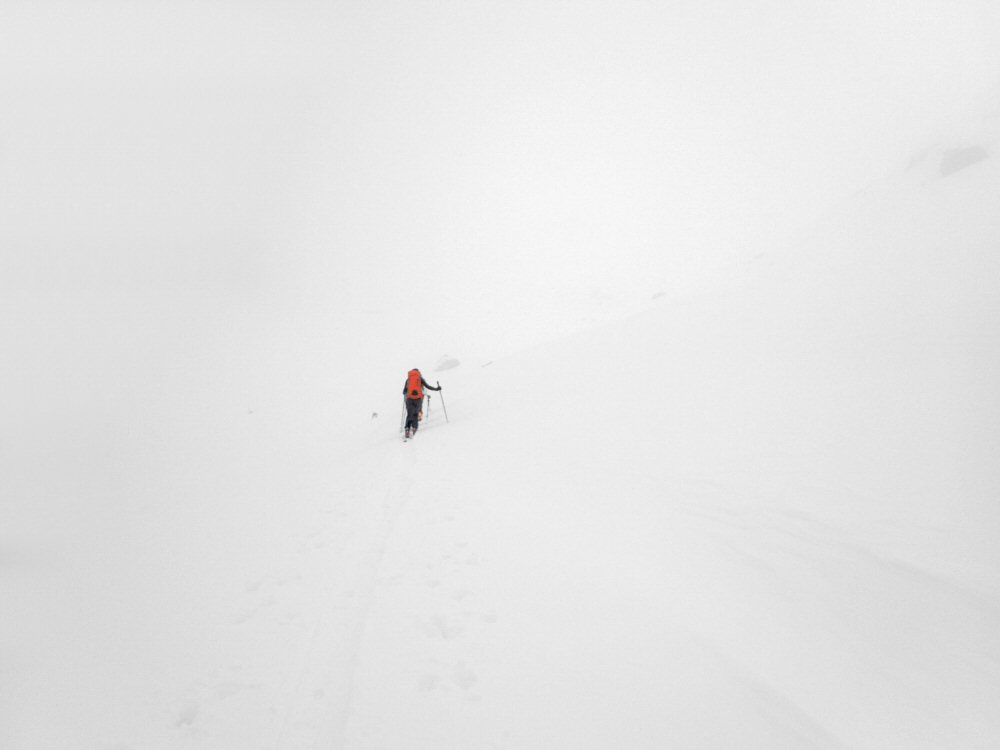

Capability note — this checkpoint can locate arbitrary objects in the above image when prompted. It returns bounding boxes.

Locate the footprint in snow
[217,681,259,700]
[234,596,276,624]
[418,673,441,692]
[173,702,199,728]
[425,614,464,640]
[452,661,478,691]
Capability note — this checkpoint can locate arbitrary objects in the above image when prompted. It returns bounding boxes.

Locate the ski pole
[426,394,432,421]
[399,397,406,433]
[437,381,449,422]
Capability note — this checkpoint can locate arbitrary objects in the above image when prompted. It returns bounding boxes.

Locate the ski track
[146,424,414,749]
[341,416,506,749]
[269,438,422,750]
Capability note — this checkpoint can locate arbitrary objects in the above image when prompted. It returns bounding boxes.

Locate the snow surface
[5,135,1000,749]
[3,4,1000,749]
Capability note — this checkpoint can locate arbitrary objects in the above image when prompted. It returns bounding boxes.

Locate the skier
[403,368,441,438]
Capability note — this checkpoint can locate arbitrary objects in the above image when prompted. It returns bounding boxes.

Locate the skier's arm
[421,377,441,391]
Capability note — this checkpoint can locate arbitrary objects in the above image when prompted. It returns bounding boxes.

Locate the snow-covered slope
[337,137,1000,749]
[5,122,998,750]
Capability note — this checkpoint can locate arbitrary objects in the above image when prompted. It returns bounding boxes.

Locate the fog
[3,3,1000,492]
[3,4,1000,748]
[5,1,999,312]
[3,0,998,506]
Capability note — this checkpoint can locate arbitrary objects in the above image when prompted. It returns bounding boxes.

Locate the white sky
[2,0,999,333]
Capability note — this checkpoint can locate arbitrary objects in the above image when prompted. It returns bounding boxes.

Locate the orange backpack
[406,369,423,399]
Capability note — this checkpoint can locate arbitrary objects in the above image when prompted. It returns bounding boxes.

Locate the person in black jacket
[402,368,441,438]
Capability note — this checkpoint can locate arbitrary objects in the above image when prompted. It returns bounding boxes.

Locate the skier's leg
[405,398,420,431]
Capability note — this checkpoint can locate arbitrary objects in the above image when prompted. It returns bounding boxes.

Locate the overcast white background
[6,0,998,493]
[2,2,1000,749]
[4,1,999,320]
